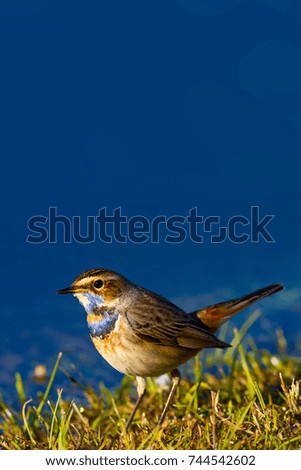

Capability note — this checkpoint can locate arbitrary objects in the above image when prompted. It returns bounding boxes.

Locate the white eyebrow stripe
[74,276,98,287]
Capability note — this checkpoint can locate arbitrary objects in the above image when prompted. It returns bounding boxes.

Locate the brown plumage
[191,283,284,333]
[57,269,283,430]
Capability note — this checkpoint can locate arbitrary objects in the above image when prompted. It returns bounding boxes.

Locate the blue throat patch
[87,311,118,339]
[80,291,105,314]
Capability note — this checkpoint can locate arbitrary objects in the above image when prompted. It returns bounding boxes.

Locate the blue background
[0,0,300,399]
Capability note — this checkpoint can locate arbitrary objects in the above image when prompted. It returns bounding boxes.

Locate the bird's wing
[125,288,230,350]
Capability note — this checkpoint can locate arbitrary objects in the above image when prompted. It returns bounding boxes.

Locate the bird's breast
[88,314,196,377]
[87,311,119,339]
[88,314,141,375]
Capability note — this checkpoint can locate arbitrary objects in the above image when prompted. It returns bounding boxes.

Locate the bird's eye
[94,280,103,289]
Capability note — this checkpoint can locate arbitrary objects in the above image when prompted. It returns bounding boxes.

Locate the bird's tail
[191,284,283,334]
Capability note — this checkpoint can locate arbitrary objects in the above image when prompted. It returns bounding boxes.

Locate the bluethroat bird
[57,269,283,430]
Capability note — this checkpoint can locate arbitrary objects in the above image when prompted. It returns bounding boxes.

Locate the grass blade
[37,352,63,415]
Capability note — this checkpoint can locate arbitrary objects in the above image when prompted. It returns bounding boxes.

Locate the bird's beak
[57,286,85,295]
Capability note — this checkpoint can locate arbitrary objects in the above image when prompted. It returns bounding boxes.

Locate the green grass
[1,327,301,450]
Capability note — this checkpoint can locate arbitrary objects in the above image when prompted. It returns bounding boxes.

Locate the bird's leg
[125,376,146,432]
[158,368,181,426]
